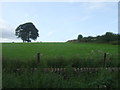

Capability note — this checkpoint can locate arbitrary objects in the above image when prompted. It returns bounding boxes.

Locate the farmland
[2,42,119,67]
[2,42,119,61]
[2,42,120,88]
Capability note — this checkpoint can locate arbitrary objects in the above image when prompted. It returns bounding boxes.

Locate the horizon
[1,31,119,43]
[0,1,118,42]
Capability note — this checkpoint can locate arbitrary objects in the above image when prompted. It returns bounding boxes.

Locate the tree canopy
[78,34,83,42]
[68,32,120,45]
[15,22,39,42]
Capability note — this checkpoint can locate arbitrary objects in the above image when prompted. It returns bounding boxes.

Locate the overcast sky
[0,1,118,42]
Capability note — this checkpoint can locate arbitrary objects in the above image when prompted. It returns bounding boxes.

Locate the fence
[36,52,108,67]
[10,67,120,73]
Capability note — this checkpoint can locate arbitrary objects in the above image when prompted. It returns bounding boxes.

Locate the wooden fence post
[37,53,40,64]
[104,53,107,67]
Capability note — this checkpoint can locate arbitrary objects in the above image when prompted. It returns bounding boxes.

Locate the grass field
[2,42,119,67]
[2,42,120,88]
[2,42,119,60]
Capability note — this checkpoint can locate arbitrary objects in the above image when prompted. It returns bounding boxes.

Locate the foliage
[2,66,119,88]
[76,32,120,44]
[88,69,119,88]
[15,22,39,42]
[77,34,83,42]
[46,56,68,68]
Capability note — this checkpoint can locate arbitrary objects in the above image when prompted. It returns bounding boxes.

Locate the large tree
[77,34,83,42]
[15,22,39,42]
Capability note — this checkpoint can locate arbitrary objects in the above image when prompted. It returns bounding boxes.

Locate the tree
[103,32,114,42]
[86,36,94,42]
[15,22,39,42]
[78,34,83,42]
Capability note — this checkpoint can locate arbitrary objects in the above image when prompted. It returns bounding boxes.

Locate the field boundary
[4,67,120,73]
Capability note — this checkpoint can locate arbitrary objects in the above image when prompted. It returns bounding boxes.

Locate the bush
[46,56,67,68]
[88,69,118,88]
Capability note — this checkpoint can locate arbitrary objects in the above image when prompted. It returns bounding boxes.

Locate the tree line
[68,32,120,45]
[15,22,119,44]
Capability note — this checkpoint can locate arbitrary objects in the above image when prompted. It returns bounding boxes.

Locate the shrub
[46,56,67,68]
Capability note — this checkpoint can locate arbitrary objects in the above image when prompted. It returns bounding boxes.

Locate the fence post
[37,53,40,64]
[103,53,106,67]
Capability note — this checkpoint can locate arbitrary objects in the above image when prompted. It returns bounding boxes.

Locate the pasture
[2,42,120,88]
[2,42,119,67]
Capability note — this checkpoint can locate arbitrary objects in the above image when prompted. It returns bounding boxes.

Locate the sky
[0,1,118,42]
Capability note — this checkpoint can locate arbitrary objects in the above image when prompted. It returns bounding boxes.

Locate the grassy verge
[2,58,119,88]
[2,66,119,88]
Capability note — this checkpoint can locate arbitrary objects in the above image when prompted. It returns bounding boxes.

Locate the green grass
[2,42,119,67]
[2,42,119,60]
[2,42,119,88]
[2,67,119,88]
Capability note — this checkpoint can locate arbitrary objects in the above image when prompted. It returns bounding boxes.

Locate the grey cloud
[1,28,16,39]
